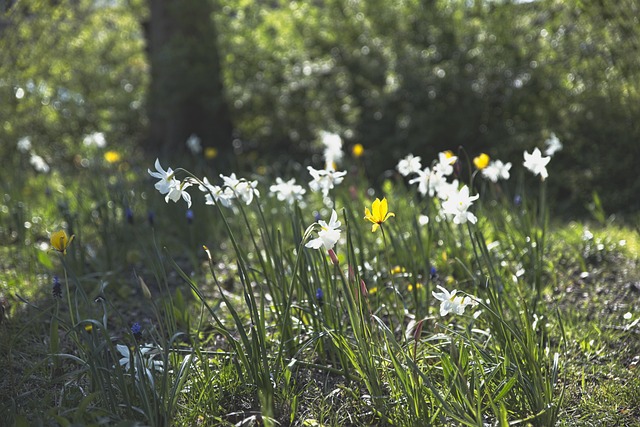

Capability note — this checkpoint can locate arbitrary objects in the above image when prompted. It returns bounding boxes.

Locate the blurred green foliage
[0,0,147,175]
[2,0,640,213]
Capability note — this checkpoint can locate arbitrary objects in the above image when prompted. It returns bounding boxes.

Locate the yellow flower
[390,265,406,274]
[443,150,455,159]
[104,150,121,163]
[473,153,490,170]
[364,197,395,232]
[352,143,364,158]
[408,283,423,292]
[84,324,93,334]
[50,230,74,254]
[204,147,218,159]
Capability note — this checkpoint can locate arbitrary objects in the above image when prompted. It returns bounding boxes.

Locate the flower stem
[60,256,76,326]
[381,226,404,337]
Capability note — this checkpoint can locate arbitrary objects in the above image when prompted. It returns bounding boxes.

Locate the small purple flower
[514,195,522,206]
[131,322,142,339]
[186,209,194,225]
[316,287,324,301]
[314,211,322,222]
[125,207,134,224]
[52,275,62,298]
[147,211,155,226]
[430,266,437,280]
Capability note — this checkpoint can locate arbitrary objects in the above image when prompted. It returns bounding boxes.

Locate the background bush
[1,0,639,214]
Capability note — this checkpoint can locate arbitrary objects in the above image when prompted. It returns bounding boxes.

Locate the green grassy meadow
[1,145,639,427]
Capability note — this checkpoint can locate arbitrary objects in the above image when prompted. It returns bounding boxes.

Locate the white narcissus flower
[432,285,478,316]
[397,154,422,177]
[433,151,457,177]
[234,180,260,205]
[305,209,342,250]
[149,158,177,195]
[409,168,446,197]
[186,134,202,154]
[269,177,306,205]
[29,153,50,173]
[220,173,260,205]
[307,166,347,197]
[440,185,479,224]
[17,137,32,153]
[117,343,164,378]
[165,179,193,208]
[408,168,429,196]
[199,177,233,208]
[320,131,343,169]
[82,132,107,148]
[544,133,563,157]
[481,160,512,183]
[523,148,551,181]
[435,178,460,201]
[220,172,241,189]
[116,344,133,370]
[148,158,192,208]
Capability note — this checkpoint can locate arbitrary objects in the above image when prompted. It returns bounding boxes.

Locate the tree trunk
[145,0,233,159]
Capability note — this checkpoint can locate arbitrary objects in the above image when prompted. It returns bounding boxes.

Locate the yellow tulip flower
[364,197,395,232]
[50,230,74,255]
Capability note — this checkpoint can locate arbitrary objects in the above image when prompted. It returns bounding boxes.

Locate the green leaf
[38,250,54,270]
[494,376,518,402]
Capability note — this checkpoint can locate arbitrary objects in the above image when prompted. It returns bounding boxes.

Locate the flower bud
[328,248,339,266]
[359,279,368,297]
[413,319,425,342]
[138,276,152,300]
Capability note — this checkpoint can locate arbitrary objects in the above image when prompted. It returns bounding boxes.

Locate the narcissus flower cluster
[149,159,262,209]
[146,139,553,321]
